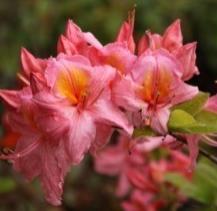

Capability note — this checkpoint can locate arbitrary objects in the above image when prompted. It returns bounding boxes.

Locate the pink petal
[185,135,200,170]
[33,92,71,140]
[132,49,182,84]
[150,107,170,134]
[90,124,113,155]
[87,65,116,106]
[175,42,199,80]
[13,135,41,181]
[112,76,146,112]
[162,19,183,51]
[45,56,91,89]
[138,32,163,54]
[57,35,78,55]
[64,19,102,51]
[30,72,47,94]
[94,146,126,176]
[40,141,71,206]
[66,110,96,164]
[0,90,20,108]
[171,82,199,105]
[135,136,164,151]
[91,98,133,135]
[116,172,131,197]
[204,95,217,112]
[89,43,136,75]
[65,20,82,44]
[137,34,150,55]
[82,32,103,49]
[20,48,45,78]
[116,9,135,53]
[127,168,156,191]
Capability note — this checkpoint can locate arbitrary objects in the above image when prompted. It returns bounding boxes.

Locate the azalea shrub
[0,10,217,210]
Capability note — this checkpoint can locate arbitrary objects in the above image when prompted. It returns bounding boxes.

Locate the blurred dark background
[0,0,217,210]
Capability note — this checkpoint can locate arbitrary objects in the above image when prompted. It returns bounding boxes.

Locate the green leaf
[165,165,217,205]
[171,92,209,116]
[168,109,198,132]
[164,172,200,200]
[0,177,16,193]
[165,159,217,205]
[183,110,217,133]
[195,110,217,128]
[195,161,217,189]
[168,109,217,134]
[133,126,157,138]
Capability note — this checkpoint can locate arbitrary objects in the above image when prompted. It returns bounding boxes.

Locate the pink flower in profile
[138,19,199,80]
[113,50,198,134]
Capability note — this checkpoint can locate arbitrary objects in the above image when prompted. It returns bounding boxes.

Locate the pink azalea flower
[113,50,198,134]
[138,19,199,80]
[0,52,133,205]
[0,87,70,206]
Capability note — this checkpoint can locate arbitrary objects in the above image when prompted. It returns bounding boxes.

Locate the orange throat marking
[137,67,173,106]
[56,68,89,105]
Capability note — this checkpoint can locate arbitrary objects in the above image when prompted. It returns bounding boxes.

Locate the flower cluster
[0,12,217,206]
[95,135,191,211]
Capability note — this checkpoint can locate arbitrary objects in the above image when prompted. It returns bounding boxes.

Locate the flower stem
[172,134,217,165]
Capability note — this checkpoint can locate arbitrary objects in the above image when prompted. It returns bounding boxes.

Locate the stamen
[87,88,104,107]
[17,73,30,86]
[0,139,40,160]
[202,135,217,147]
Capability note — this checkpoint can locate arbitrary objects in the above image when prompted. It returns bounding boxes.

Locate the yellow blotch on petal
[138,67,173,105]
[56,68,89,105]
